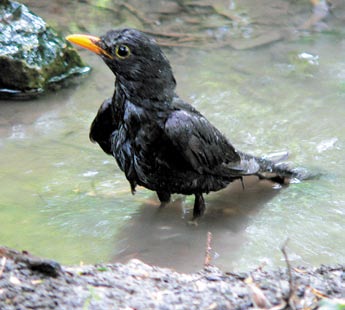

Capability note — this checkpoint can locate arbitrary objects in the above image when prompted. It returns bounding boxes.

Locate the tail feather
[236,151,308,184]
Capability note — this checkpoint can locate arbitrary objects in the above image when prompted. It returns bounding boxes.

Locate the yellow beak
[66,34,112,59]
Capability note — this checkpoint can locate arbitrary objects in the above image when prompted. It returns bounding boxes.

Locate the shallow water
[1,1,345,272]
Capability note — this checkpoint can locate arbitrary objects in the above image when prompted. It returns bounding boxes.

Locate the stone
[0,0,90,99]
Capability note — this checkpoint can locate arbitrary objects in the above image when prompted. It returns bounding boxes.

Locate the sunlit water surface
[1,26,345,272]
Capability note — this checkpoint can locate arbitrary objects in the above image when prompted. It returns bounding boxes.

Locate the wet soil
[1,2,344,308]
[0,247,344,309]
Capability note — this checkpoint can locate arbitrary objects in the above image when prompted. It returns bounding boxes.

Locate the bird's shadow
[111,176,285,272]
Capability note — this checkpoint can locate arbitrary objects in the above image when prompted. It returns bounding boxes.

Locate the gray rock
[0,0,89,99]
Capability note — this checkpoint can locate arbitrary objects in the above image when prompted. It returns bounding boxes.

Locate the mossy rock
[0,0,90,99]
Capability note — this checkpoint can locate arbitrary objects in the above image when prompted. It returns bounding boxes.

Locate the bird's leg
[156,191,171,208]
[193,193,205,219]
[129,180,137,195]
[240,176,245,190]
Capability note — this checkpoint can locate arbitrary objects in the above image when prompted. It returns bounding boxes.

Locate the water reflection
[112,177,283,272]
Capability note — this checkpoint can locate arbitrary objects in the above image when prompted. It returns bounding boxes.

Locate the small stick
[144,30,203,40]
[281,238,296,310]
[204,231,213,267]
[183,3,243,23]
[157,41,201,49]
[120,3,153,26]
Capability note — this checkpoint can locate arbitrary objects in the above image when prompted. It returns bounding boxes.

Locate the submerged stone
[0,0,90,99]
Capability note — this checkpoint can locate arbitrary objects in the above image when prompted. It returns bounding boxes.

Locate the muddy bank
[0,247,344,309]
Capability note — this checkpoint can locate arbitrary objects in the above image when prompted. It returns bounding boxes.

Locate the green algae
[0,0,90,98]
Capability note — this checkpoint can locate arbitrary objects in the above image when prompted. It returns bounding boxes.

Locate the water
[1,1,345,272]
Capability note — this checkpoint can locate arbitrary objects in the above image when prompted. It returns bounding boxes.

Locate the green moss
[0,0,90,98]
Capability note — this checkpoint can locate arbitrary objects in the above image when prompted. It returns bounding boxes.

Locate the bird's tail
[236,151,309,184]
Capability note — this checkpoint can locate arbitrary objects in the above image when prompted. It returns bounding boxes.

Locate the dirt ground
[0,247,344,310]
[1,2,345,309]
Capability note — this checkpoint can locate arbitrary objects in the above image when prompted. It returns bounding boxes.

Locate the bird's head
[66,28,176,102]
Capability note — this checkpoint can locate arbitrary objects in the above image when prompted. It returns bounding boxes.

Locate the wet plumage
[67,29,298,218]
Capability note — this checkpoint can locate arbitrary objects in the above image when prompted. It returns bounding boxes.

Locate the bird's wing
[89,97,115,155]
[164,109,244,175]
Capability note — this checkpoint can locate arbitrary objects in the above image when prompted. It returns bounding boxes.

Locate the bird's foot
[159,201,169,208]
[240,177,246,190]
[187,219,199,226]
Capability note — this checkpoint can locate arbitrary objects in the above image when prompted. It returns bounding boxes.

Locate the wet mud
[0,247,344,309]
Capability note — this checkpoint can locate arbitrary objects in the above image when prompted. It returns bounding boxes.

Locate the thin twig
[281,238,296,310]
[157,41,201,49]
[245,276,272,309]
[0,257,7,278]
[144,30,203,40]
[183,3,243,23]
[120,3,153,26]
[204,231,213,267]
[84,1,154,26]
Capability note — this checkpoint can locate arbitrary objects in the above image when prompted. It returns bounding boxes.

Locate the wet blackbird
[66,29,299,218]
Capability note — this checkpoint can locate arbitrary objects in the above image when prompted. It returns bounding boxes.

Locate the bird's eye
[115,45,131,59]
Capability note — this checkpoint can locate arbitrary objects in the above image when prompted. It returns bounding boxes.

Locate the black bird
[66,29,299,218]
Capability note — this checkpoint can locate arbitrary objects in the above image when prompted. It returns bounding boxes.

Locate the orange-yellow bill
[66,34,112,59]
